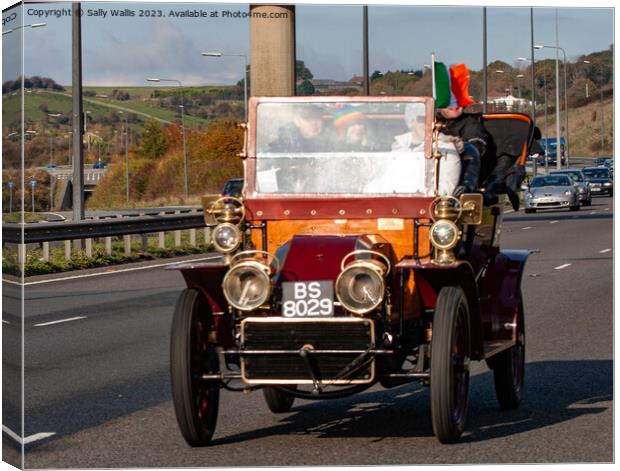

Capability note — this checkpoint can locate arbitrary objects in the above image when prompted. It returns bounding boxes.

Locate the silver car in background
[524,174,580,213]
[549,169,592,206]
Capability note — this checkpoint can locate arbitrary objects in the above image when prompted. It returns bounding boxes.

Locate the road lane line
[554,264,571,270]
[2,255,222,287]
[550,220,559,224]
[2,319,10,324]
[2,425,56,445]
[522,226,533,230]
[33,316,87,327]
[600,248,612,253]
[590,211,597,214]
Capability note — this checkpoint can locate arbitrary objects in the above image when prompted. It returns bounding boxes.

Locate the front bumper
[589,185,613,195]
[525,196,573,210]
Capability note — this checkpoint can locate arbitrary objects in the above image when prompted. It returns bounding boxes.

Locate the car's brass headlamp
[336,250,391,315]
[429,196,462,265]
[203,196,246,254]
[222,251,278,311]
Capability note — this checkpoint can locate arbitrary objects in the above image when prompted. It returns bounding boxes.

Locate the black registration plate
[281,281,334,318]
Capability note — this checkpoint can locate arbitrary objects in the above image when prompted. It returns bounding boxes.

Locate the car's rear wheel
[524,208,535,214]
[488,295,525,410]
[430,286,471,444]
[171,288,220,447]
[263,387,296,413]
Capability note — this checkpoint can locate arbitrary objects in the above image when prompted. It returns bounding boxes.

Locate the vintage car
[168,97,534,446]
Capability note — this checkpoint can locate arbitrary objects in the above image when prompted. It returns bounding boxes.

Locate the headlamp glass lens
[430,221,458,249]
[213,224,241,253]
[223,263,270,310]
[336,265,384,314]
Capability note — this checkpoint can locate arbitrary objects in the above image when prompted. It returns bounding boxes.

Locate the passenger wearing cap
[268,105,334,153]
[333,107,374,151]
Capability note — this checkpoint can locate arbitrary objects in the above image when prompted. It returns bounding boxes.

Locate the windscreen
[531,176,571,187]
[254,101,448,195]
[583,168,610,179]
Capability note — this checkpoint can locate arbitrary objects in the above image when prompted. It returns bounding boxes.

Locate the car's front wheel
[430,286,471,444]
[487,295,525,409]
[170,288,220,447]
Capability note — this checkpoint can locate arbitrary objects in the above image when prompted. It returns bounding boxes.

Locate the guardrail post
[139,212,148,253]
[18,243,26,267]
[42,242,50,262]
[174,210,182,247]
[158,211,166,249]
[189,228,196,247]
[64,240,71,260]
[105,237,112,255]
[204,227,211,247]
[124,235,131,255]
[85,238,93,258]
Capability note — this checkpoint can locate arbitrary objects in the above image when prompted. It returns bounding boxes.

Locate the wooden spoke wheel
[170,289,220,446]
[430,286,471,444]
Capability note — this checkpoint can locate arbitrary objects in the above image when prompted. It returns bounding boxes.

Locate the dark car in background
[549,169,592,206]
[582,166,613,196]
[540,137,565,165]
[221,178,244,197]
[596,157,612,167]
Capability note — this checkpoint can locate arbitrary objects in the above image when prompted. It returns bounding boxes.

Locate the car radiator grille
[240,318,375,384]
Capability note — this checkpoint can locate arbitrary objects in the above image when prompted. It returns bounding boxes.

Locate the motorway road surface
[2,196,613,467]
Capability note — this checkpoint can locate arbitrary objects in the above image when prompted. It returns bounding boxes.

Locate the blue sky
[2,1,615,87]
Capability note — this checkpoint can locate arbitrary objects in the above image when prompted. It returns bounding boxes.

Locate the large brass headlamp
[336,250,391,315]
[222,251,279,311]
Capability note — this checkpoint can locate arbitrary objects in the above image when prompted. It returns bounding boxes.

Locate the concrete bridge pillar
[250,5,296,96]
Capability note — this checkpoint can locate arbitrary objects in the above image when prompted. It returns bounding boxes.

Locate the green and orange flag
[434,62,475,109]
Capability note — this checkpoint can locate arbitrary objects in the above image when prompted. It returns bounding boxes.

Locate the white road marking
[2,425,56,445]
[2,255,222,287]
[604,207,610,210]
[554,264,572,270]
[522,226,533,230]
[590,211,597,214]
[33,316,87,327]
[505,209,514,214]
[2,319,10,324]
[550,220,559,224]
[600,248,612,254]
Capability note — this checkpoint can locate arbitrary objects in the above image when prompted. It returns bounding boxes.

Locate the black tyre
[569,203,579,211]
[430,286,471,444]
[263,387,296,413]
[488,296,525,410]
[170,288,220,446]
[586,198,592,206]
[524,208,535,214]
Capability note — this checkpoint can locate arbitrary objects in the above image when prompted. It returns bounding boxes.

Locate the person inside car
[333,106,375,151]
[391,102,461,196]
[268,105,335,153]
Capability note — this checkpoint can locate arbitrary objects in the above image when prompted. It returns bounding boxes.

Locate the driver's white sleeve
[437,143,461,196]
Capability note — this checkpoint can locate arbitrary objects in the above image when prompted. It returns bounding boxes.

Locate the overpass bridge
[41,165,107,210]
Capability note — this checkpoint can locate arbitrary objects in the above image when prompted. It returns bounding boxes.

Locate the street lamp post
[202,52,248,121]
[117,111,130,202]
[30,179,37,212]
[7,181,14,214]
[535,44,568,167]
[583,60,605,152]
[147,77,189,197]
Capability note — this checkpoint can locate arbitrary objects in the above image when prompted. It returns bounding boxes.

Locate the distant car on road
[549,169,592,206]
[221,177,244,197]
[524,174,580,213]
[582,166,613,196]
[93,161,107,169]
[595,157,612,167]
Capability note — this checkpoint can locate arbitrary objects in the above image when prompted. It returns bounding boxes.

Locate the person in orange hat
[333,106,375,151]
